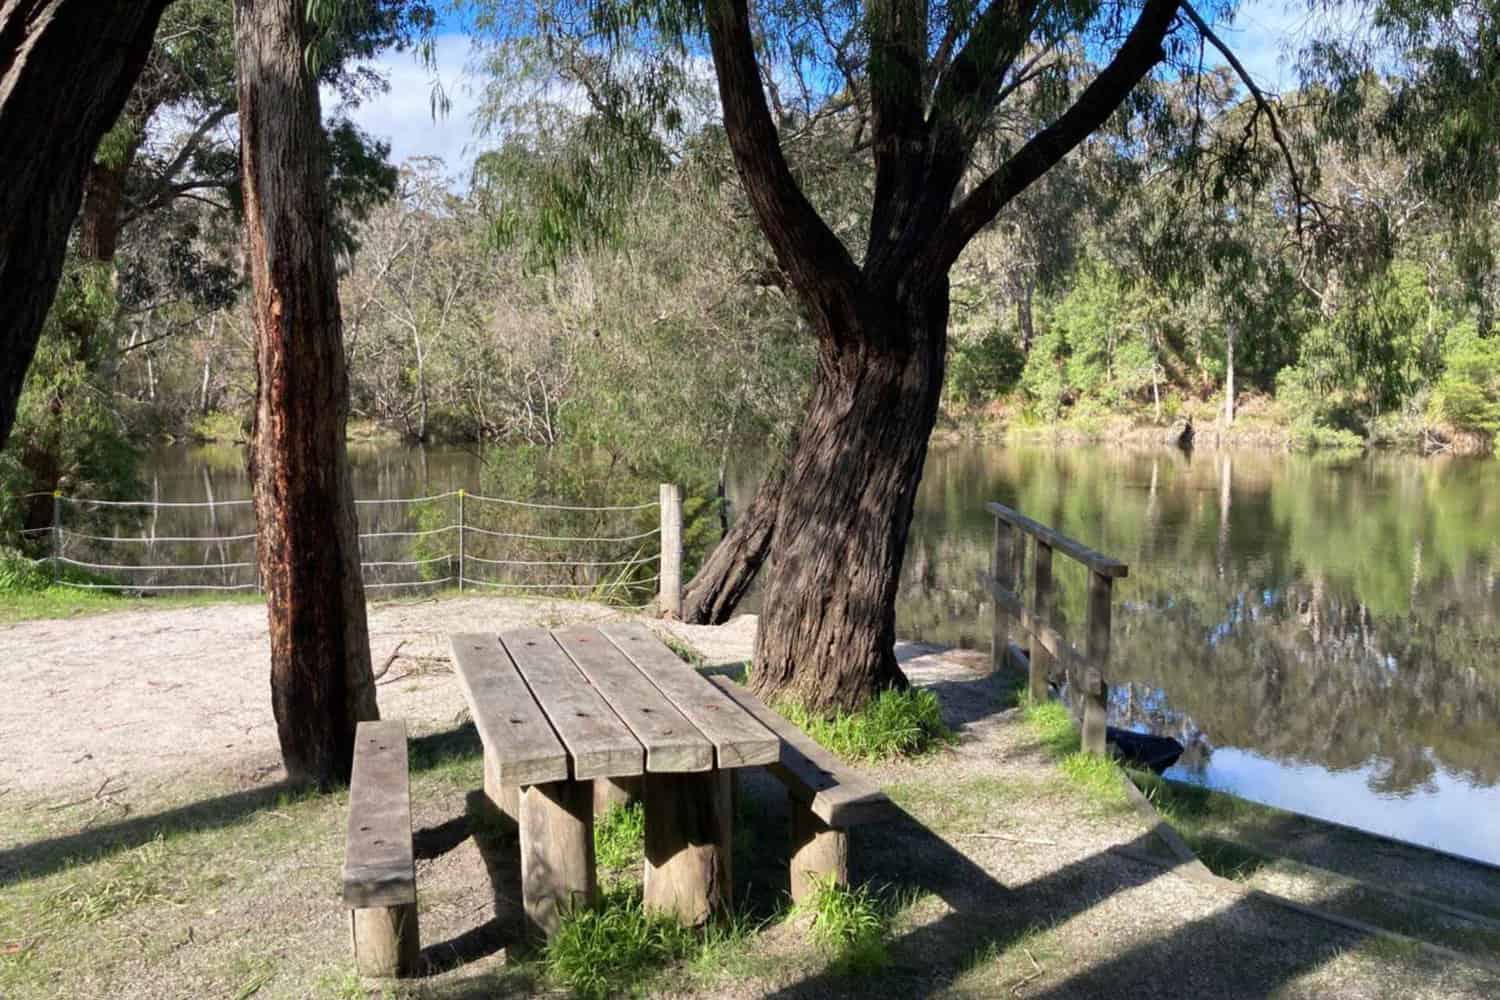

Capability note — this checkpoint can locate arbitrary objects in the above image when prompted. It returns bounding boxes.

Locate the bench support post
[789,799,849,904]
[643,769,732,924]
[351,902,419,977]
[483,755,520,822]
[520,780,597,941]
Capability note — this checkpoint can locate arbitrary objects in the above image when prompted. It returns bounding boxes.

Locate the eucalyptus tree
[481,0,1300,711]
[235,0,385,787]
[0,1,172,450]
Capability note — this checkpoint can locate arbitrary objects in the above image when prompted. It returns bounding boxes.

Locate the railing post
[457,489,466,592]
[990,515,1016,673]
[659,484,682,618]
[1082,570,1113,756]
[52,491,62,584]
[1030,541,1054,704]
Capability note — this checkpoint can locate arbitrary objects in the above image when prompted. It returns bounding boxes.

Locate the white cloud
[323,33,483,186]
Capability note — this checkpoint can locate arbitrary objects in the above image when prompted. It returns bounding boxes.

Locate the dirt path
[0,597,642,800]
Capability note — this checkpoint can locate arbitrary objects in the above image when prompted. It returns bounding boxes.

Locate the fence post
[659,484,682,618]
[52,491,62,584]
[1030,541,1054,705]
[990,515,1016,673]
[457,489,466,592]
[1082,570,1113,756]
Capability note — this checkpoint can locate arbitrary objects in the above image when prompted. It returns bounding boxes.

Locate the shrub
[778,688,952,762]
[190,410,248,443]
[1429,329,1500,435]
[948,327,1026,407]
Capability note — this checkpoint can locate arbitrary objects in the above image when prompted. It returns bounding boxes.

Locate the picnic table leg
[483,756,519,822]
[788,800,849,904]
[519,780,597,941]
[593,775,642,815]
[643,769,733,924]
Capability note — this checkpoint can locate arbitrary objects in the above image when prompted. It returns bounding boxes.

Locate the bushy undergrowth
[779,688,952,762]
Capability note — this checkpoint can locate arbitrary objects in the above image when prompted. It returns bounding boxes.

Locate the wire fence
[35,488,668,607]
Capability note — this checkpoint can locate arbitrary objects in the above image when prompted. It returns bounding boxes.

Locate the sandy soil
[0,597,647,801]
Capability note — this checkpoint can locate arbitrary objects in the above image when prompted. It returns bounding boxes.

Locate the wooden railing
[976,502,1129,756]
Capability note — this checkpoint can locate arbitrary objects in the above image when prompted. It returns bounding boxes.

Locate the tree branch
[930,0,1182,274]
[1179,0,1323,234]
[703,0,861,335]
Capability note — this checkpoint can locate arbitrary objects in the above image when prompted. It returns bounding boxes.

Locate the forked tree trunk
[236,0,377,788]
[0,0,170,449]
[750,285,949,713]
[681,465,784,625]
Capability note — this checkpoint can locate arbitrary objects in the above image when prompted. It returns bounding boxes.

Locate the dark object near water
[1167,416,1194,451]
[1107,727,1184,774]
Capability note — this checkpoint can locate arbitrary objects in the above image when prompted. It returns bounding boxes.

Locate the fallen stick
[959,832,1058,847]
[371,640,407,682]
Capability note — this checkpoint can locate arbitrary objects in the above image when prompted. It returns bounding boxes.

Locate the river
[126,440,1500,866]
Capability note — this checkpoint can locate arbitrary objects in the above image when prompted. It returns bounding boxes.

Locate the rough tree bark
[681,466,783,624]
[703,0,1183,712]
[0,0,172,449]
[236,0,378,787]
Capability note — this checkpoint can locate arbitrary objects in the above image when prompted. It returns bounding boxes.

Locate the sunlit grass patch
[779,688,953,762]
[1021,700,1079,757]
[1058,752,1128,808]
[542,886,700,999]
[594,801,645,874]
[792,875,892,976]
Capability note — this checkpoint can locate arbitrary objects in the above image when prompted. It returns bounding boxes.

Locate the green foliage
[1429,327,1500,434]
[778,688,952,763]
[1022,700,1080,757]
[0,549,51,593]
[948,328,1026,407]
[543,885,698,999]
[793,876,890,975]
[190,411,248,443]
[594,802,645,873]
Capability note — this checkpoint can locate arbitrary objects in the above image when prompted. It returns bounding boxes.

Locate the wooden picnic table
[449,622,780,939]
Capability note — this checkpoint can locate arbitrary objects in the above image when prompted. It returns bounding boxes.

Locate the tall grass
[779,688,953,762]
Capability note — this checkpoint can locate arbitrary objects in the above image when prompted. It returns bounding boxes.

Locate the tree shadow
[0,720,488,889]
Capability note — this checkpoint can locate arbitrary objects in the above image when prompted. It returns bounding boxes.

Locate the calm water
[130,442,1500,865]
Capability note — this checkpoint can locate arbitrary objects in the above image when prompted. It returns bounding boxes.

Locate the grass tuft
[1058,752,1128,807]
[42,837,174,926]
[779,688,953,762]
[543,885,698,999]
[1022,700,1079,757]
[793,876,891,975]
[594,802,645,873]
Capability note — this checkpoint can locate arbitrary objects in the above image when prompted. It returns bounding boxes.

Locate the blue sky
[328,0,1322,181]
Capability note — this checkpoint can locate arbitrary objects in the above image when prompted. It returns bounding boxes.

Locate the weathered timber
[593,775,642,815]
[789,800,850,902]
[1030,541,1055,704]
[343,720,419,976]
[351,904,419,979]
[985,502,1129,578]
[991,517,1016,672]
[708,677,893,827]
[501,629,644,779]
[520,780,597,941]
[598,623,778,767]
[642,769,733,924]
[483,755,520,822]
[975,571,1088,673]
[449,634,568,786]
[1083,572,1114,756]
[659,483,683,617]
[552,624,712,773]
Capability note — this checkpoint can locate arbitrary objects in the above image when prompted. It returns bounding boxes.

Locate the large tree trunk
[0,0,170,449]
[681,465,784,625]
[749,284,949,713]
[236,0,377,788]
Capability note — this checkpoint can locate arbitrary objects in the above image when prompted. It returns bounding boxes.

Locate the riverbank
[3,600,1495,998]
[934,393,1496,457]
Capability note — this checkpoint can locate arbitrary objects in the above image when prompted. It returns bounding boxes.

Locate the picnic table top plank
[449,633,570,786]
[343,719,417,908]
[597,622,779,768]
[501,627,645,780]
[709,676,895,827]
[551,624,713,773]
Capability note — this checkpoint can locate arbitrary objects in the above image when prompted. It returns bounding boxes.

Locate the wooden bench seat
[343,719,419,977]
[709,677,896,902]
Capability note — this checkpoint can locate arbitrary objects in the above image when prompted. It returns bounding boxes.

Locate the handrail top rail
[985,501,1128,578]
